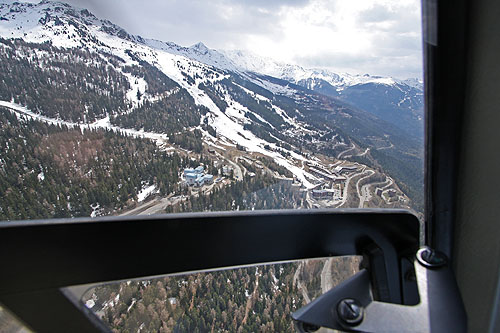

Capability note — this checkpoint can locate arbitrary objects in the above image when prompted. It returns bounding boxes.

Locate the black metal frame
[292,248,466,332]
[423,0,468,258]
[0,209,419,332]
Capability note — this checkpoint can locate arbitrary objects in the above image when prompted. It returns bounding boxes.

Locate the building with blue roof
[185,172,198,186]
[183,165,213,187]
[202,174,214,183]
[195,174,214,187]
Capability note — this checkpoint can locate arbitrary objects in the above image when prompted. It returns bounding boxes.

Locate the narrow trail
[320,258,334,294]
[242,268,260,325]
[318,259,338,333]
[293,262,311,304]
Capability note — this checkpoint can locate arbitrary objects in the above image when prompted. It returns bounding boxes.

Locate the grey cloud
[359,4,393,23]
[296,51,372,67]
[222,0,311,9]
[357,3,421,34]
[60,0,421,78]
[63,0,286,47]
[371,34,422,56]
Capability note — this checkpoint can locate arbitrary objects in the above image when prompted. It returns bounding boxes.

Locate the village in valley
[175,143,410,212]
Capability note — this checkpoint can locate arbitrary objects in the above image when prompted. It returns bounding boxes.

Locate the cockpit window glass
[79,256,362,332]
[0,304,33,333]
[0,0,423,220]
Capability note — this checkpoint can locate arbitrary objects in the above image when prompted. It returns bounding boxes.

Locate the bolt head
[337,298,364,326]
[417,247,447,268]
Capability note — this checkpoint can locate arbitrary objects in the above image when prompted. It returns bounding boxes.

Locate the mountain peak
[191,42,209,52]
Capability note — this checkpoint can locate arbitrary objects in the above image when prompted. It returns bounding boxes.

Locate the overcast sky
[60,0,423,79]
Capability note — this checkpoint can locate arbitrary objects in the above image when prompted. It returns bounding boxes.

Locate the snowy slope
[0,0,324,187]
[0,0,144,48]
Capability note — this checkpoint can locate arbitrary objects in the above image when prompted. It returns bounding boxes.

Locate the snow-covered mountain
[0,0,142,46]
[144,40,239,73]
[0,0,424,207]
[220,49,423,90]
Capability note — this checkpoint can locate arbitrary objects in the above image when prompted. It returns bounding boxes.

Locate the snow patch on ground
[247,76,296,96]
[137,184,157,202]
[90,203,101,218]
[0,100,169,143]
[122,72,147,107]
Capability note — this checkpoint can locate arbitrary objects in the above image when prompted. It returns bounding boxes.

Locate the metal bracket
[292,248,466,332]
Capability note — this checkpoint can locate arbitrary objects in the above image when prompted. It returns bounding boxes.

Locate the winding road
[336,166,370,208]
[357,170,375,208]
[214,151,243,181]
[337,143,356,159]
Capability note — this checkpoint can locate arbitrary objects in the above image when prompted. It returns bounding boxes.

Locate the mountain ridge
[0,0,421,89]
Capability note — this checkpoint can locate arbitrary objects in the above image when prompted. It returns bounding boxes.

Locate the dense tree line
[168,129,203,153]
[111,90,208,134]
[0,109,186,220]
[198,81,228,112]
[0,38,129,122]
[88,263,303,332]
[242,122,278,145]
[256,157,294,178]
[201,124,216,138]
[220,79,288,129]
[370,149,424,211]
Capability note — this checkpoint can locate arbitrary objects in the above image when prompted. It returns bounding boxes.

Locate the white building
[222,165,233,177]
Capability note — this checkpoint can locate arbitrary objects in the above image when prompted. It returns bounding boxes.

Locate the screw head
[337,298,364,326]
[417,247,447,268]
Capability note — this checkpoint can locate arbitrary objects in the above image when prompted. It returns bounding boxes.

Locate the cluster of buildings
[311,189,341,199]
[333,165,358,174]
[183,166,214,187]
[309,166,347,184]
[306,163,357,201]
[307,162,357,184]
